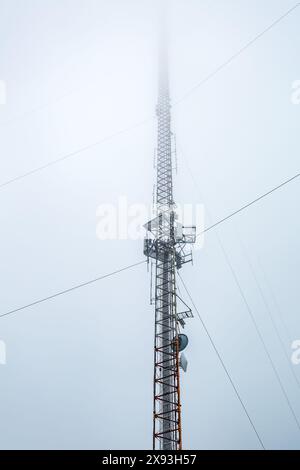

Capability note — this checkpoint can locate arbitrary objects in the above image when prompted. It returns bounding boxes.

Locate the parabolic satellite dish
[172,334,189,352]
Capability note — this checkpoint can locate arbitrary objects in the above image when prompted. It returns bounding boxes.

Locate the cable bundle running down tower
[144,9,196,451]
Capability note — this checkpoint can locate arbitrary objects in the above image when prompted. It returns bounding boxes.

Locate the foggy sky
[0,0,299,450]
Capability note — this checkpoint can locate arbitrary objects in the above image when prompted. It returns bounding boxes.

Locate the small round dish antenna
[172,334,189,352]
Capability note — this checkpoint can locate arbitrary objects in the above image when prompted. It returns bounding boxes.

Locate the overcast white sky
[0,0,299,450]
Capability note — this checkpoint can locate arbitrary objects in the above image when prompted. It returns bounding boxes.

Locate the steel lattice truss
[144,29,196,450]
